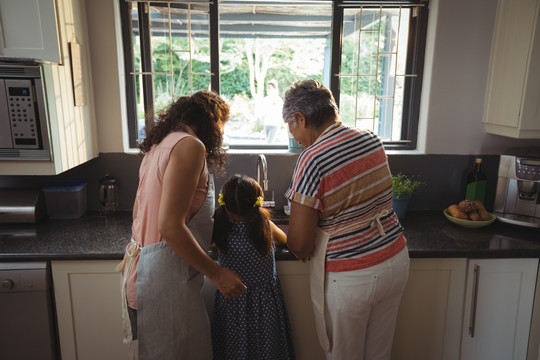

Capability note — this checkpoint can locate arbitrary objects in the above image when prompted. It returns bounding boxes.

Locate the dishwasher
[0,262,58,360]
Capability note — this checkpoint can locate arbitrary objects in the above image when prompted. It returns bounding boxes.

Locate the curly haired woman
[118,91,247,360]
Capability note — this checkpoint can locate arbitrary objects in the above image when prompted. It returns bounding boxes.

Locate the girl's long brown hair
[139,90,230,172]
[213,174,272,257]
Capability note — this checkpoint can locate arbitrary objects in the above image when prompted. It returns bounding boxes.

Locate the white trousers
[324,247,410,360]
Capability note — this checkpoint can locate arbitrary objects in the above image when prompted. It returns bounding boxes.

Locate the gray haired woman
[283,79,410,360]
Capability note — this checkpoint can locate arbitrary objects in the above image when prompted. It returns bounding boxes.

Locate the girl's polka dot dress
[211,222,296,360]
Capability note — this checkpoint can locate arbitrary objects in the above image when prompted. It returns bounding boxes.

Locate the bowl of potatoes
[444,200,496,228]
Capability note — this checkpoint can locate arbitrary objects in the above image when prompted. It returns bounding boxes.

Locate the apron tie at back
[117,239,141,272]
[369,209,390,236]
[334,209,390,236]
[119,238,141,347]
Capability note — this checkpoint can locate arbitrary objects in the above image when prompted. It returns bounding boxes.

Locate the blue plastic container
[43,180,87,219]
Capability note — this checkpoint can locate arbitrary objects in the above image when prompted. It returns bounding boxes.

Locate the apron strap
[332,209,390,237]
[119,239,141,345]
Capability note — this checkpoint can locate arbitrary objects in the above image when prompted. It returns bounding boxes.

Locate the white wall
[86,0,540,155]
[86,0,125,153]
[419,0,540,154]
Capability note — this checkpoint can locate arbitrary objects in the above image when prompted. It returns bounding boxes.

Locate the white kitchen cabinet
[0,0,61,63]
[482,0,540,138]
[52,260,130,360]
[208,260,325,360]
[528,266,540,360]
[203,260,324,360]
[460,258,539,360]
[277,260,325,360]
[391,258,467,360]
[0,0,97,175]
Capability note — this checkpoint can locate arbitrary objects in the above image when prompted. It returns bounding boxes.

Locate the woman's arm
[286,200,319,259]
[132,195,138,221]
[269,220,287,246]
[158,137,246,299]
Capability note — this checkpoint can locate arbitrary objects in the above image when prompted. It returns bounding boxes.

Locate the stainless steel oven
[0,64,51,161]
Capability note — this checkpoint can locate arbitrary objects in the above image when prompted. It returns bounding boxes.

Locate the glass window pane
[173,51,192,95]
[363,9,381,31]
[379,8,401,54]
[377,97,393,138]
[340,6,413,142]
[150,6,171,74]
[191,37,210,74]
[219,0,332,146]
[338,76,357,128]
[134,74,146,142]
[378,54,396,97]
[392,75,405,141]
[126,1,424,149]
[396,10,410,76]
[170,7,190,51]
[131,4,142,74]
[154,74,173,114]
[192,74,211,93]
[358,76,377,120]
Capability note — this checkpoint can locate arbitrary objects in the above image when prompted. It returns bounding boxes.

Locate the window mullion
[330,0,344,104]
[209,0,220,93]
[139,2,155,130]
[390,6,402,141]
[400,4,427,148]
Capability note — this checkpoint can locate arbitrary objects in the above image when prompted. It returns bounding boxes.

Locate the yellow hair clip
[218,193,226,206]
[253,196,263,208]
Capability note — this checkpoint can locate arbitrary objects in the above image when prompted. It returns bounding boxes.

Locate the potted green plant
[392,172,422,220]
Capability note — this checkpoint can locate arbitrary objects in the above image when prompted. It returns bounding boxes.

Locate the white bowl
[443,209,496,228]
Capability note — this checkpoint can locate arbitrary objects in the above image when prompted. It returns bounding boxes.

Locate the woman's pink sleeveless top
[126,130,208,308]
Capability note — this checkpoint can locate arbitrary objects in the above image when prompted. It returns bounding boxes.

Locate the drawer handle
[469,264,480,337]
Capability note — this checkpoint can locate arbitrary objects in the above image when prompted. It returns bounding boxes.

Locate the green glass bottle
[465,158,487,203]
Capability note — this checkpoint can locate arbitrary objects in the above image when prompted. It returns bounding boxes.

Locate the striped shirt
[285,122,406,272]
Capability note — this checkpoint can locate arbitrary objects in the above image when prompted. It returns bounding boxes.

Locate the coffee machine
[494,148,540,228]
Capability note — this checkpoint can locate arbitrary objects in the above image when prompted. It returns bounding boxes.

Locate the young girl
[211,174,296,360]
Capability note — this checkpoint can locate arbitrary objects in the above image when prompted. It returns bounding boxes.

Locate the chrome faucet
[256,154,275,207]
[256,154,269,191]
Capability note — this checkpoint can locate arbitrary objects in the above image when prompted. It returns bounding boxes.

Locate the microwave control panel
[4,79,40,149]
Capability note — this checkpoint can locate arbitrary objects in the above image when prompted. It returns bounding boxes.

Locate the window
[121,1,212,148]
[121,0,427,150]
[335,2,428,150]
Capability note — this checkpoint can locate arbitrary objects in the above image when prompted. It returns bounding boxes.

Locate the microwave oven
[0,64,51,161]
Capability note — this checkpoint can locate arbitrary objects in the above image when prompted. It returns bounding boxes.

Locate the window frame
[120,0,428,151]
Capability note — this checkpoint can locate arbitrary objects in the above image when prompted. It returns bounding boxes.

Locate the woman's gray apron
[136,175,215,360]
[310,210,390,354]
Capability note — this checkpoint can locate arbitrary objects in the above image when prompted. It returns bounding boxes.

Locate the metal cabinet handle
[469,264,480,337]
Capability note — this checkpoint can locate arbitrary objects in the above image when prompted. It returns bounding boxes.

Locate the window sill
[226,148,300,155]
[124,147,424,156]
[386,149,425,155]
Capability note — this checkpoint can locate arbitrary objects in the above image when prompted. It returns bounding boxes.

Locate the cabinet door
[391,258,467,360]
[483,0,540,138]
[527,267,540,360]
[0,0,61,63]
[277,261,325,360]
[461,258,538,360]
[52,260,130,360]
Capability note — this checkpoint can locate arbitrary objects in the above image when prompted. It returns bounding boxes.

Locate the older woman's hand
[287,200,319,259]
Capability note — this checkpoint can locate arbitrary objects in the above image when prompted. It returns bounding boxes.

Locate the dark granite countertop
[1,210,539,262]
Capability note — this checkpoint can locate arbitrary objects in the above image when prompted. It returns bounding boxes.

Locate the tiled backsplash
[0,153,500,212]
